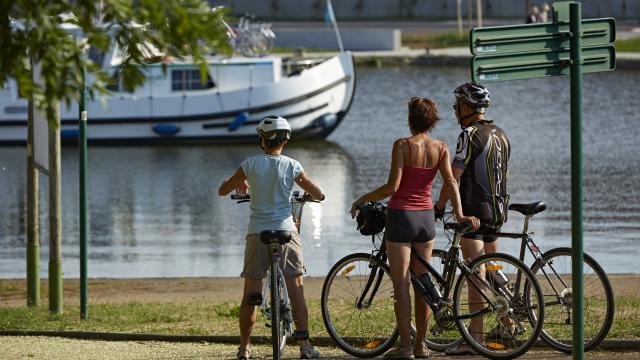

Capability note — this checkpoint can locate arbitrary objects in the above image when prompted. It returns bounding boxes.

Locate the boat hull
[0,52,355,145]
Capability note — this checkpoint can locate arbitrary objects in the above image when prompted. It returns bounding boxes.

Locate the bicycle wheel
[270,259,286,360]
[423,249,464,352]
[321,253,397,358]
[453,253,544,359]
[530,247,614,353]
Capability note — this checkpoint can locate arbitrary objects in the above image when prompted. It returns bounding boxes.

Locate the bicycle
[321,201,545,359]
[440,201,614,353]
[223,13,275,57]
[232,191,319,360]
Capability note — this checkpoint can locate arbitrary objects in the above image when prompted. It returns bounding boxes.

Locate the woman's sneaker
[300,341,320,359]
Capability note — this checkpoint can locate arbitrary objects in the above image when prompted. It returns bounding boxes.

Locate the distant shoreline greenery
[617,37,640,52]
[402,31,469,49]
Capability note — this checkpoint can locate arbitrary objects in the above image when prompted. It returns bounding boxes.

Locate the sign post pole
[569,2,584,358]
[79,67,89,320]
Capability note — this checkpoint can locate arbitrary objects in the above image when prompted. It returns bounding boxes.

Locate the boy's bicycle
[321,201,545,359]
[233,191,319,360]
[440,201,614,353]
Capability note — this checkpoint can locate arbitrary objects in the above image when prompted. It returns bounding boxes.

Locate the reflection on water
[1,66,639,277]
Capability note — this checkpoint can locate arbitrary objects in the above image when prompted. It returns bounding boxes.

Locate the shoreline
[2,274,639,307]
[276,48,640,70]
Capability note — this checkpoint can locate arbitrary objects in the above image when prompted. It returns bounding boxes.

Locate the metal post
[569,2,584,359]
[467,0,473,31]
[79,68,88,319]
[476,0,483,28]
[26,99,40,307]
[456,0,463,35]
[48,104,63,315]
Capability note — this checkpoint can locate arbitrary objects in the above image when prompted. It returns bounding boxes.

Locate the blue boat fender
[61,128,79,140]
[228,112,249,132]
[152,124,181,136]
[315,113,338,128]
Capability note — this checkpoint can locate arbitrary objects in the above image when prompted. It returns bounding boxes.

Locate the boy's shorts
[241,231,306,280]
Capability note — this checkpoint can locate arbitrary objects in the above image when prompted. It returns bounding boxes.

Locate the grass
[616,37,640,52]
[402,31,468,49]
[1,297,638,340]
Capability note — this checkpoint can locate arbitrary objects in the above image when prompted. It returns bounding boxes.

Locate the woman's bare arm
[438,147,479,229]
[350,139,404,217]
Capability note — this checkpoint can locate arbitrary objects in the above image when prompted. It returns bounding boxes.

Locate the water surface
[1,65,638,277]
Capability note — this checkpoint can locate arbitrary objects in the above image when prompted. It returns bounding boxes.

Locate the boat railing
[283,58,327,77]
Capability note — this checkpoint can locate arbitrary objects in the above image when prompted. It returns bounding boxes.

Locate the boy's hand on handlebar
[457,215,480,231]
[235,180,250,195]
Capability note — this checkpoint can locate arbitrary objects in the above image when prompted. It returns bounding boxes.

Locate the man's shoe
[383,346,415,360]
[443,343,477,356]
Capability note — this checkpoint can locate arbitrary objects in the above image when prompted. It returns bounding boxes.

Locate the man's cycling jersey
[452,120,510,230]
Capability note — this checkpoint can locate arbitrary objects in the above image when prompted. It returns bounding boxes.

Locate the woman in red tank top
[350,97,479,359]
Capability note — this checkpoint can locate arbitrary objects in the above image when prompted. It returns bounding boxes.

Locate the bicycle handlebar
[444,221,474,234]
[230,191,323,204]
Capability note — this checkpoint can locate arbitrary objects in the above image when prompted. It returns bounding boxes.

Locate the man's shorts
[241,231,306,280]
[463,225,499,243]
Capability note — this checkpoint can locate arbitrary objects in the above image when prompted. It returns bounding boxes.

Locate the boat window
[88,46,105,67]
[171,69,215,91]
[105,70,120,92]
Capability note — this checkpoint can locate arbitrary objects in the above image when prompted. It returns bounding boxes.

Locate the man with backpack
[434,82,511,355]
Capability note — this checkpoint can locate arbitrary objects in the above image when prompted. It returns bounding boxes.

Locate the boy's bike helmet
[257,115,291,140]
[453,82,491,113]
[356,202,386,236]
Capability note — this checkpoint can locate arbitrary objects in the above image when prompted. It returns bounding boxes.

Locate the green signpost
[468,2,615,359]
[471,18,615,82]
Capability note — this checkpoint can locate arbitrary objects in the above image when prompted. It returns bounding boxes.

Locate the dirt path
[1,336,639,360]
[1,274,638,307]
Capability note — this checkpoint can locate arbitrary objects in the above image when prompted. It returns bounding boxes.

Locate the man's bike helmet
[454,82,490,114]
[356,202,386,236]
[257,115,291,140]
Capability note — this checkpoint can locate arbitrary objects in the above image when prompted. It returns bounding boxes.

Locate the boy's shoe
[300,341,321,359]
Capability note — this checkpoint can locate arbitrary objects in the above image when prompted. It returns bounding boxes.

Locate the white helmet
[257,115,291,140]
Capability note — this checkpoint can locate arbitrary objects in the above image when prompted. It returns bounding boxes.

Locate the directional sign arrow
[471,18,615,56]
[472,45,615,82]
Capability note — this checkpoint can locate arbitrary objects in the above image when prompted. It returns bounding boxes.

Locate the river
[1,65,638,278]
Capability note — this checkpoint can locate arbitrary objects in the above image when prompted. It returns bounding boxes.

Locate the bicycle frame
[262,242,293,336]
[494,216,571,305]
[409,232,516,321]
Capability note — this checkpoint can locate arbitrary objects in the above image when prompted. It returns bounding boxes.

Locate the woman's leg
[410,240,435,351]
[386,239,413,350]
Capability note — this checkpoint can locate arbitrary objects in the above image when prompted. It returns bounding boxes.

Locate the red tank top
[388,139,444,210]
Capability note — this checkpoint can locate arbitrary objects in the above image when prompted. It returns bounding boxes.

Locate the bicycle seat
[509,202,546,216]
[260,230,292,245]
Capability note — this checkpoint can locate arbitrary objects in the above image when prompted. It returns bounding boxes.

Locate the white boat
[0,43,355,144]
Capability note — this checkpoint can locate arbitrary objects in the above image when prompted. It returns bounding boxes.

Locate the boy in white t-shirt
[218,116,324,359]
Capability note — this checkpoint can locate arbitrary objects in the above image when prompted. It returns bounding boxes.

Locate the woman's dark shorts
[384,208,436,243]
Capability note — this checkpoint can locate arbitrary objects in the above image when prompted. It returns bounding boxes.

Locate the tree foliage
[0,0,231,125]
